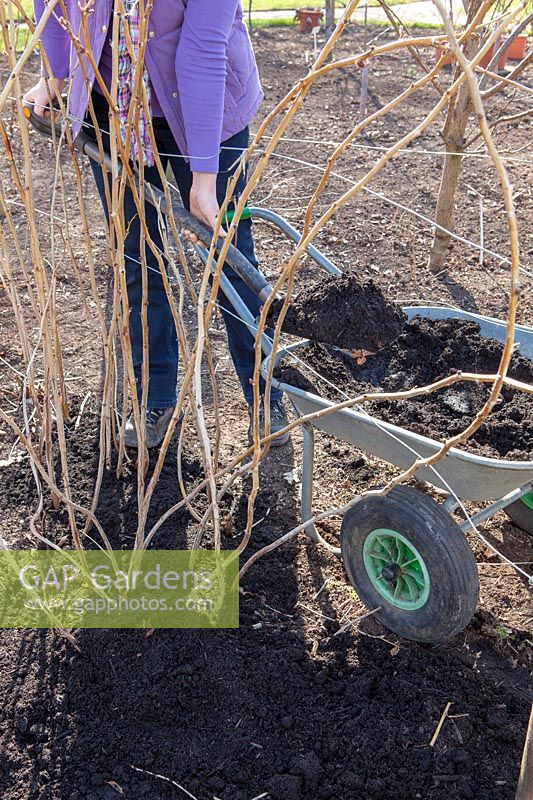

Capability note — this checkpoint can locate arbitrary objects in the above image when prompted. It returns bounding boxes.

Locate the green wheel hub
[520,492,533,511]
[363,528,430,611]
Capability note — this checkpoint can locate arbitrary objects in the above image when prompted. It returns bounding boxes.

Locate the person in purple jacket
[24,0,288,448]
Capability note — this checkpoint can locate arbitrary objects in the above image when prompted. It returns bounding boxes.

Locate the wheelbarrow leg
[458,480,533,533]
[301,423,320,543]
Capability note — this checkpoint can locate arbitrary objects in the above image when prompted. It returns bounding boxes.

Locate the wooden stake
[515,704,533,800]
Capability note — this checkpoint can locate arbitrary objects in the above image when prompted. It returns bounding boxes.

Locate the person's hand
[186,172,226,245]
[22,76,66,119]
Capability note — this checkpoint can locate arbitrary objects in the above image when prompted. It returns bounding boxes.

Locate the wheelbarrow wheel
[503,492,533,536]
[340,486,479,643]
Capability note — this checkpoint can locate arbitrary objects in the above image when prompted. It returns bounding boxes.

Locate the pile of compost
[267,272,406,351]
[279,316,533,460]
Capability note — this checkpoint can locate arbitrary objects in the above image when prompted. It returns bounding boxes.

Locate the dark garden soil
[0,402,532,800]
[267,272,406,351]
[279,316,533,460]
[1,24,532,800]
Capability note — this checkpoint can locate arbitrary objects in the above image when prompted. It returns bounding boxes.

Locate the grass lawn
[11,0,527,52]
[249,0,408,8]
[248,0,307,8]
[18,0,34,15]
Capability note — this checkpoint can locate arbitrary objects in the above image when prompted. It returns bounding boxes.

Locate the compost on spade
[278,317,533,460]
[266,271,407,352]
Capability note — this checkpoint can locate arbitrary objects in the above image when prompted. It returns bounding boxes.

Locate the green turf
[16,0,34,16]
[1,1,446,54]
[248,0,409,9]
[0,0,32,52]
[247,0,306,9]
[249,17,297,27]
[250,15,437,28]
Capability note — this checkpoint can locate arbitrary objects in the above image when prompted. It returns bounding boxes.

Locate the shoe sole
[121,412,184,450]
[122,435,165,451]
[120,426,169,450]
[248,432,290,448]
[269,432,290,447]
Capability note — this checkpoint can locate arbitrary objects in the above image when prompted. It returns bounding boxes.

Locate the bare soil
[0,25,532,800]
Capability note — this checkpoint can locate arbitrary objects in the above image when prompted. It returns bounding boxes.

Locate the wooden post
[325,0,335,39]
[515,704,533,800]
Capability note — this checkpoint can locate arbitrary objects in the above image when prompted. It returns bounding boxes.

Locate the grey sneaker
[247,399,290,447]
[121,406,177,450]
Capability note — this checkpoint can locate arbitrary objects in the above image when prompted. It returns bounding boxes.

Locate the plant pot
[435,46,454,66]
[504,34,528,61]
[479,45,507,71]
[295,7,323,34]
[435,44,507,70]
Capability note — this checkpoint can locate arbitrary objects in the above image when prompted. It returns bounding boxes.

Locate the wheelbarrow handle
[22,103,272,302]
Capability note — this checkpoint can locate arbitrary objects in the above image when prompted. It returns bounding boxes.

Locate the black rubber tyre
[503,497,533,536]
[340,486,479,643]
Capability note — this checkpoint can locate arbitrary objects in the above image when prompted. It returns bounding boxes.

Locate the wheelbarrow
[25,105,533,644]
[212,208,533,644]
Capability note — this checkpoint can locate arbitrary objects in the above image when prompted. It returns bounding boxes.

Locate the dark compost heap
[279,317,533,460]
[267,272,406,351]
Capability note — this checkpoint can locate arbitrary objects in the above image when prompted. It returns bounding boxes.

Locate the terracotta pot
[435,44,507,70]
[435,46,454,66]
[295,8,323,34]
[504,34,528,61]
[479,45,507,71]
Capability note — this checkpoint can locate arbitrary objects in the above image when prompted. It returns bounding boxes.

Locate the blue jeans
[85,92,281,408]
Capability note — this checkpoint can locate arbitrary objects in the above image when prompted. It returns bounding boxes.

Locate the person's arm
[175,0,239,175]
[23,2,70,117]
[175,0,239,232]
[33,0,71,79]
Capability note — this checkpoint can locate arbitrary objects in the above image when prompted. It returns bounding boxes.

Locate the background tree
[325,0,336,38]
[428,3,532,273]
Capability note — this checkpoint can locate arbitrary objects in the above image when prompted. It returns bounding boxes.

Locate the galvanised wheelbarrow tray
[217,208,533,645]
[24,106,531,644]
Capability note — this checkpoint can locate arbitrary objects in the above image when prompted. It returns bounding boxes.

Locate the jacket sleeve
[33,0,71,79]
[175,0,239,174]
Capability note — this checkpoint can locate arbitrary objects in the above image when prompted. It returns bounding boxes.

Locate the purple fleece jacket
[33,0,263,172]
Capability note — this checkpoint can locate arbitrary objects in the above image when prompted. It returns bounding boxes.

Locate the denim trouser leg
[86,94,280,408]
[86,104,178,409]
[167,128,282,406]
